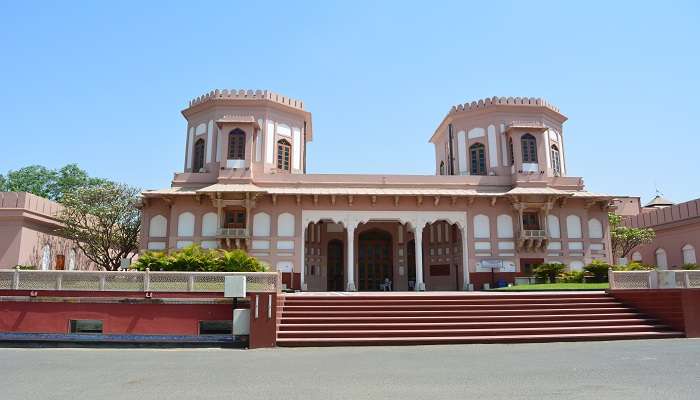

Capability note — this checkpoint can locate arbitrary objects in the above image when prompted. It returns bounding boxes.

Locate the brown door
[520,258,545,276]
[358,229,393,291]
[326,240,344,291]
[225,209,246,229]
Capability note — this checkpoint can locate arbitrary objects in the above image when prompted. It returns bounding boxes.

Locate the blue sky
[1,1,698,204]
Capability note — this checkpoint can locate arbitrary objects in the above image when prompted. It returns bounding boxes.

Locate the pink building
[140,90,614,291]
[622,196,699,268]
[0,192,92,270]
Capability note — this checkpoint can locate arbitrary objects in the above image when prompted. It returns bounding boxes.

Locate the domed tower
[181,89,313,180]
[430,97,567,179]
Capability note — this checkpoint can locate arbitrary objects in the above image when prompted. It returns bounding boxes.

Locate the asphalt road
[2,339,699,400]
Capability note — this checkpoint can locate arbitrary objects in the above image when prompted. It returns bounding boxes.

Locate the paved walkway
[1,339,698,399]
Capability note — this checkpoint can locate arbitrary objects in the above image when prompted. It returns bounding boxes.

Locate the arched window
[68,249,76,271]
[228,129,246,160]
[631,251,643,262]
[41,245,51,270]
[277,139,291,171]
[682,244,697,264]
[252,212,271,236]
[177,212,195,237]
[439,161,445,175]
[149,215,167,238]
[566,215,582,239]
[473,214,490,239]
[550,144,561,176]
[201,212,218,237]
[277,213,295,237]
[469,143,486,175]
[655,248,668,269]
[193,138,205,171]
[496,214,514,238]
[521,133,538,163]
[507,137,514,166]
[588,218,603,239]
[547,215,561,238]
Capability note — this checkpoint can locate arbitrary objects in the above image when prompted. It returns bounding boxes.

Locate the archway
[358,229,393,291]
[326,239,344,291]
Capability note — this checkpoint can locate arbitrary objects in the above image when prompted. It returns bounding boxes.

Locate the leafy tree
[50,164,109,202]
[608,212,656,260]
[1,164,107,202]
[57,182,141,270]
[3,165,56,199]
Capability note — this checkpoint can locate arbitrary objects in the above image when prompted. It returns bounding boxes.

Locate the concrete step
[280,302,625,311]
[277,324,673,338]
[280,307,638,318]
[281,297,616,306]
[278,318,659,331]
[280,312,648,324]
[276,331,685,347]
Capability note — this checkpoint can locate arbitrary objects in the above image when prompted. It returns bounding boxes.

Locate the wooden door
[358,230,393,291]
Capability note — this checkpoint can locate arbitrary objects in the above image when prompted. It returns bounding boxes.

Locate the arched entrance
[358,229,393,291]
[326,239,344,291]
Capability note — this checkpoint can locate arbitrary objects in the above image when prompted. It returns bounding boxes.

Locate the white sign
[224,276,246,298]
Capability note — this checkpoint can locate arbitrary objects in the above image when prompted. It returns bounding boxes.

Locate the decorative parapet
[450,96,560,115]
[188,89,304,110]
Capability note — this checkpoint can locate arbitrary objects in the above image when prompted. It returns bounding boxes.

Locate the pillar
[461,225,472,290]
[300,222,306,291]
[414,226,425,291]
[346,224,356,291]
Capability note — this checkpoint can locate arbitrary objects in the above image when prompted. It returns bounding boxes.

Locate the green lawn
[491,282,609,291]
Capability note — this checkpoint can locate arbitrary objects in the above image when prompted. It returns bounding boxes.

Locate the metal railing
[521,229,546,239]
[217,228,249,238]
[0,270,280,293]
[609,270,700,290]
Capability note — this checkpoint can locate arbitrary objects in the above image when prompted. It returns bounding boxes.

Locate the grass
[491,282,609,291]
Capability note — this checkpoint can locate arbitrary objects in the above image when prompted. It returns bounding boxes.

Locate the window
[655,248,668,269]
[550,144,561,176]
[521,133,538,163]
[199,320,232,335]
[41,245,51,270]
[193,138,205,171]
[682,244,696,264]
[439,161,445,175]
[228,129,245,160]
[469,143,486,175]
[522,212,540,230]
[70,320,103,334]
[507,137,514,166]
[277,139,291,171]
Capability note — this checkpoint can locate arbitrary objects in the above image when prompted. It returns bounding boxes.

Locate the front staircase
[276,292,684,347]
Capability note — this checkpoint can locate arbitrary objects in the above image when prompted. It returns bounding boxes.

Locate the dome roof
[644,195,674,208]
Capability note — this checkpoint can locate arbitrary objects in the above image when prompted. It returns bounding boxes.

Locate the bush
[133,245,267,272]
[584,260,613,282]
[616,261,655,271]
[559,270,585,283]
[533,263,567,283]
[681,263,700,270]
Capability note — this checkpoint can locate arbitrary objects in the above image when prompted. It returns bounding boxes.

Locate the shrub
[616,261,655,271]
[15,265,36,270]
[584,260,613,282]
[681,263,700,270]
[559,270,584,283]
[133,245,267,272]
[533,263,567,283]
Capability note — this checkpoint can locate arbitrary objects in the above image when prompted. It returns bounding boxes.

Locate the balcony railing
[0,270,281,293]
[217,228,249,238]
[609,270,700,289]
[521,229,546,239]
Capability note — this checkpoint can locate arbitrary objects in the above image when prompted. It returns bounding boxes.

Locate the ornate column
[414,224,425,291]
[346,223,357,291]
[299,221,307,291]
[461,224,471,290]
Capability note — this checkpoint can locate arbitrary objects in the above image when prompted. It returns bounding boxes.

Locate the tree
[2,165,56,199]
[1,164,107,202]
[57,182,141,270]
[608,212,656,260]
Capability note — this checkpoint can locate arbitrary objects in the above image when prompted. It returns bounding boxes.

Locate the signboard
[224,276,246,298]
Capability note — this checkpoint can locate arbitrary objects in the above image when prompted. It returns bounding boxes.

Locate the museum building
[140,90,613,291]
